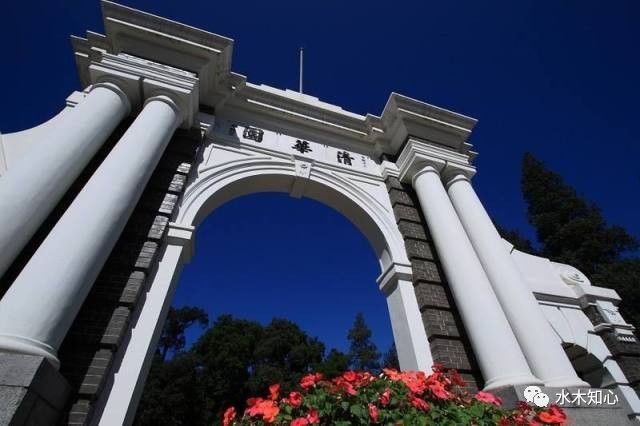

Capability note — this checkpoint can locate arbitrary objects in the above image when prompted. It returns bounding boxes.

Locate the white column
[0,95,181,368]
[379,264,433,372]
[412,166,541,390]
[446,173,588,387]
[0,83,130,278]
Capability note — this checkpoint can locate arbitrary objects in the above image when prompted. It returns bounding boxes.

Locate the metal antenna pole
[299,47,304,94]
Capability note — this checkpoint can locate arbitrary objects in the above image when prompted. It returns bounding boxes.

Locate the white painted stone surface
[409,164,540,390]
[0,96,181,367]
[0,83,130,279]
[447,172,587,387]
[1,1,638,423]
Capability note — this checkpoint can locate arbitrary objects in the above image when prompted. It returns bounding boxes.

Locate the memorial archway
[2,3,639,425]
[94,153,432,424]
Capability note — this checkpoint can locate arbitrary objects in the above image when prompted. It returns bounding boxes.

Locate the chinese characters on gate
[230,123,360,168]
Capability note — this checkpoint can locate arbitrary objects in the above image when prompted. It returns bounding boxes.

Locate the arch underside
[175,150,410,275]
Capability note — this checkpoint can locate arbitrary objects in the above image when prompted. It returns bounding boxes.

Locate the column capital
[88,52,199,129]
[89,81,132,115]
[397,138,476,184]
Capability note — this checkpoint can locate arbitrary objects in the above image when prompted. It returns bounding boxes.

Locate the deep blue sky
[1,1,638,354]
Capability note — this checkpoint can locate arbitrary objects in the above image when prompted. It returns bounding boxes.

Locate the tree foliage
[348,312,380,372]
[521,153,640,330]
[496,225,537,254]
[318,349,351,379]
[158,306,208,361]
[137,313,341,425]
[382,343,400,370]
[521,153,638,276]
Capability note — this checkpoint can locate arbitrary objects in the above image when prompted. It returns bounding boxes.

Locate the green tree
[248,318,325,395]
[135,352,207,426]
[194,315,263,422]
[158,306,208,361]
[591,259,640,331]
[347,312,380,372]
[382,343,400,370]
[521,153,637,276]
[318,348,351,378]
[521,153,640,330]
[496,225,537,254]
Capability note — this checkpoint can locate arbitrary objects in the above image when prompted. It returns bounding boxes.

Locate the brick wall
[57,128,203,425]
[385,176,482,391]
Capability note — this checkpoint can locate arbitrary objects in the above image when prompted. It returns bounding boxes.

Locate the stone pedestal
[0,352,70,426]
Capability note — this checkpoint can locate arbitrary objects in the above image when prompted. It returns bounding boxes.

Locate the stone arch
[175,156,410,273]
[95,153,430,425]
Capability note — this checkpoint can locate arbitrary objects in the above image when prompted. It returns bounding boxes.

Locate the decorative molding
[88,52,199,128]
[376,262,413,295]
[71,2,481,159]
[167,223,195,261]
[396,138,476,183]
[290,158,313,198]
[380,93,478,155]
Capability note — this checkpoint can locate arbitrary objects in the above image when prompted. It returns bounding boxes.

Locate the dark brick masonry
[57,128,203,425]
[584,305,640,397]
[385,176,483,392]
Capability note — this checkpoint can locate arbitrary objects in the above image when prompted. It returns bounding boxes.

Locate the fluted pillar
[446,172,588,387]
[0,95,181,367]
[411,165,541,390]
[0,83,131,278]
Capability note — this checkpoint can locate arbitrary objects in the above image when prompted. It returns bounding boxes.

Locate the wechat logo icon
[524,385,549,407]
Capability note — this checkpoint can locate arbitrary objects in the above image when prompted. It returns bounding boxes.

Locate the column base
[0,352,70,426]
[0,335,59,369]
[542,376,590,388]
[483,373,543,391]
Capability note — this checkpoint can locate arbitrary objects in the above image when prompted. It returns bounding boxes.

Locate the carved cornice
[72,2,481,156]
[380,93,478,156]
[396,139,476,184]
[87,52,199,128]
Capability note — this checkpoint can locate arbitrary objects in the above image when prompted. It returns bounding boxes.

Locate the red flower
[290,418,309,426]
[332,376,358,395]
[449,369,466,387]
[343,371,357,382]
[432,362,445,373]
[400,371,427,395]
[368,403,379,423]
[536,405,566,424]
[383,368,402,381]
[246,399,280,424]
[306,409,320,424]
[300,373,323,390]
[379,388,391,406]
[408,394,430,412]
[288,391,303,408]
[269,384,280,401]
[428,381,453,400]
[222,406,236,426]
[474,391,502,406]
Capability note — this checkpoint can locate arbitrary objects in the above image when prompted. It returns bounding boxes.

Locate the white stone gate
[0,2,638,424]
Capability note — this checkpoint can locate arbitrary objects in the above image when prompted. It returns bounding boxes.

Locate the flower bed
[222,365,567,425]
